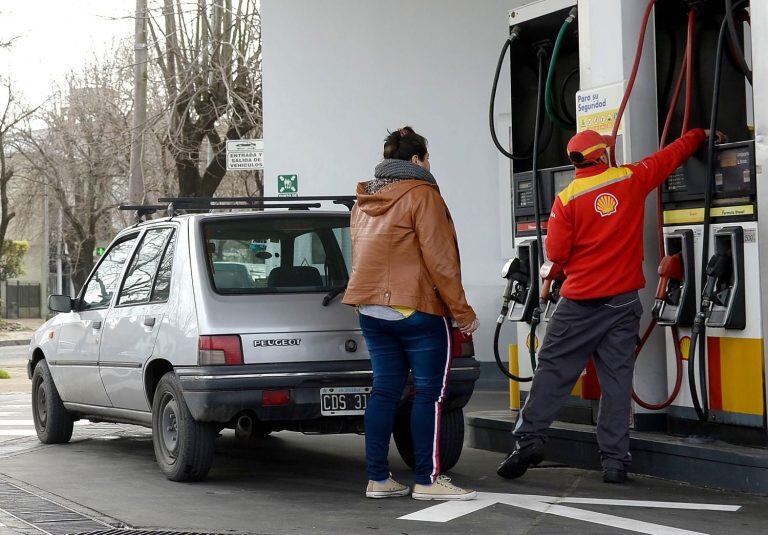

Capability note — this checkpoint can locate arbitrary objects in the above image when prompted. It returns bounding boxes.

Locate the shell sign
[594,193,619,217]
[525,334,540,352]
[678,336,691,361]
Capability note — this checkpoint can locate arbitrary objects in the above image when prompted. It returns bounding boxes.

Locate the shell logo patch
[679,336,691,361]
[525,334,539,352]
[594,193,619,217]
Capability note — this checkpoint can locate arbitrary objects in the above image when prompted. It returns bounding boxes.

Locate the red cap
[567,130,613,164]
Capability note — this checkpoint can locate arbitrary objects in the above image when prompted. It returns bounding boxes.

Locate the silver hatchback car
[28,199,480,481]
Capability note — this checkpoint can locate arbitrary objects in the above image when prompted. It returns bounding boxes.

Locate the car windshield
[202,215,352,294]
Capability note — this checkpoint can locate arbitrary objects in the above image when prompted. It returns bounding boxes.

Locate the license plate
[320,386,371,416]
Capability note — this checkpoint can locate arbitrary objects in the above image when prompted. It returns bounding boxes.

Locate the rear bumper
[177,358,480,423]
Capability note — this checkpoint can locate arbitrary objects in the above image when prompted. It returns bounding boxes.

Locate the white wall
[262,0,527,361]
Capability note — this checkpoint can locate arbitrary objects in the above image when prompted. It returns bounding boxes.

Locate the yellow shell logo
[594,193,619,217]
[679,336,691,361]
[525,334,539,352]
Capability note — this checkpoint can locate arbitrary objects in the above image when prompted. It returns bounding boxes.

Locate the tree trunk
[70,236,96,292]
[177,157,201,197]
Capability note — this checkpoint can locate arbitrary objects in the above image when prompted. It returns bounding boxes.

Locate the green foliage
[0,369,10,380]
[0,240,28,281]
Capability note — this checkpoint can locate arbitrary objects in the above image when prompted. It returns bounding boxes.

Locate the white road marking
[399,492,742,535]
[0,430,37,436]
[0,420,90,426]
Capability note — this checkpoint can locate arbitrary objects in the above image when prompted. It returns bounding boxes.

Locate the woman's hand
[459,318,480,335]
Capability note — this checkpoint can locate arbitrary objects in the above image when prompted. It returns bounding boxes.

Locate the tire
[393,406,465,472]
[31,360,74,444]
[152,372,216,482]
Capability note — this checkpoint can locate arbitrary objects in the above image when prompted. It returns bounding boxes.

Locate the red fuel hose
[608,0,656,166]
[630,8,696,411]
[681,9,695,135]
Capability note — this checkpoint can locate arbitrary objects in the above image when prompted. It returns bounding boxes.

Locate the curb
[0,339,30,348]
[467,410,768,495]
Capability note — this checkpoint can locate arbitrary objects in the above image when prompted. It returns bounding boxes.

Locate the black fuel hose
[687,4,746,422]
[531,47,547,277]
[492,46,549,383]
[525,46,549,375]
[493,321,533,382]
[724,0,752,86]
[490,28,532,160]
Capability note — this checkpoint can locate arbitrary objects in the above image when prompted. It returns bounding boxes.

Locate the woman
[343,126,479,501]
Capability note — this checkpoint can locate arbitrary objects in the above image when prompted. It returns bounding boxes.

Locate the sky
[2,0,134,106]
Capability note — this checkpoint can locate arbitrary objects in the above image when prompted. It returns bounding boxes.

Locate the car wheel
[31,360,74,444]
[393,406,464,472]
[152,372,216,482]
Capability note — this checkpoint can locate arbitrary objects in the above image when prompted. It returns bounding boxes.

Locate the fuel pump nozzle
[652,254,684,318]
[539,261,564,302]
[494,257,534,383]
[701,253,732,313]
[498,258,523,323]
[539,261,565,322]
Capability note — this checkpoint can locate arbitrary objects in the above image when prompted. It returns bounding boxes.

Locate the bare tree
[14,52,134,289]
[148,0,262,197]
[0,79,37,262]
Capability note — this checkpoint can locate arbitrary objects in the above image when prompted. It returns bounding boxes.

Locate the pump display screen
[516,180,534,207]
[661,141,756,206]
[715,147,753,194]
[554,169,574,194]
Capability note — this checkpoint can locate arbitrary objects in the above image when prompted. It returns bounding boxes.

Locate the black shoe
[602,468,627,484]
[497,442,544,480]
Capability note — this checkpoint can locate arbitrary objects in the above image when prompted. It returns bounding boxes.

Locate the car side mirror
[48,295,73,313]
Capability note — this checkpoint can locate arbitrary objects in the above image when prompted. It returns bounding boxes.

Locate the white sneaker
[365,476,410,498]
[412,475,477,501]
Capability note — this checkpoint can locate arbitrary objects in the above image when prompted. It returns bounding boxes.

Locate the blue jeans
[360,311,451,485]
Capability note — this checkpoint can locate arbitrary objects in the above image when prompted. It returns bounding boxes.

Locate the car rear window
[202,215,351,294]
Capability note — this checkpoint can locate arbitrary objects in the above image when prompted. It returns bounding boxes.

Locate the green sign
[95,247,106,257]
[278,174,298,196]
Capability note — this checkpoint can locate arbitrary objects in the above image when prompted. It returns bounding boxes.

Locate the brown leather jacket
[342,180,476,326]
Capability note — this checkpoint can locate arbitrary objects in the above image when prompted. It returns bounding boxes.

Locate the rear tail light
[198,335,243,365]
[262,390,291,406]
[451,328,474,358]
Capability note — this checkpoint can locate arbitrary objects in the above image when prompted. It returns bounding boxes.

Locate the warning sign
[226,139,263,171]
[278,174,299,197]
[575,83,624,136]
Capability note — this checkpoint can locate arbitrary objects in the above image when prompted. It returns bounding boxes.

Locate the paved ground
[0,347,766,535]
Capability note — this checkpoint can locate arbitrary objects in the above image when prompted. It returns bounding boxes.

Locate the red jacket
[547,128,707,300]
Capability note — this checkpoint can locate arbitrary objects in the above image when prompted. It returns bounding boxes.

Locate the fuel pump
[490,4,579,389]
[653,0,763,431]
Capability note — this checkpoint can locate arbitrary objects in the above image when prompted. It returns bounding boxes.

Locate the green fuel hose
[545,8,577,131]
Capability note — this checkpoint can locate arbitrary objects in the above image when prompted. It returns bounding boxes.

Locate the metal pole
[128,0,148,203]
[42,184,49,314]
[56,207,63,295]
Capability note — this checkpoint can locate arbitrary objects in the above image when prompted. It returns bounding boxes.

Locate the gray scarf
[364,159,437,194]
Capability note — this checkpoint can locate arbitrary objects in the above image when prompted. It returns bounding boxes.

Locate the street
[1,348,767,535]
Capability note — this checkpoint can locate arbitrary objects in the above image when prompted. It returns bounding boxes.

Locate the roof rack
[157,196,356,210]
[119,195,356,224]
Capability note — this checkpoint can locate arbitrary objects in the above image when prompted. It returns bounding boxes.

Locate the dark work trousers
[513,290,642,470]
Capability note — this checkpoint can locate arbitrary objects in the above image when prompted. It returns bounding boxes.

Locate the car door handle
[143,317,156,327]
[92,321,102,330]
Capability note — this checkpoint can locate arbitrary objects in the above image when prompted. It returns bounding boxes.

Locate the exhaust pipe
[235,413,254,438]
